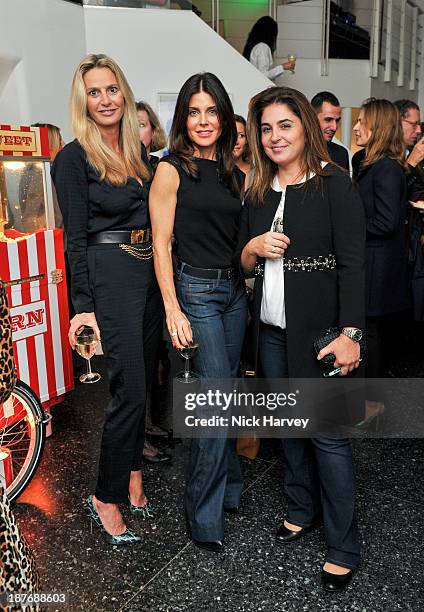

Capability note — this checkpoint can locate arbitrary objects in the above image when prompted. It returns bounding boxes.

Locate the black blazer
[238,164,366,377]
[327,141,349,171]
[355,156,410,317]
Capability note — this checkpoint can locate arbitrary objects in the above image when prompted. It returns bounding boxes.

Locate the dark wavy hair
[243,16,278,59]
[169,72,241,196]
[247,87,331,207]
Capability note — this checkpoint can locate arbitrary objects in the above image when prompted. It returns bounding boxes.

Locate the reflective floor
[13,330,424,612]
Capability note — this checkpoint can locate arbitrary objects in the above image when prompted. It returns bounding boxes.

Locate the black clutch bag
[313,327,366,368]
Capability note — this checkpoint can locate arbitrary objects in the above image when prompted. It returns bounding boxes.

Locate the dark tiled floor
[12,351,424,612]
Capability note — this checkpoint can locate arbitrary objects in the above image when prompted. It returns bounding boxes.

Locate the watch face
[352,329,362,341]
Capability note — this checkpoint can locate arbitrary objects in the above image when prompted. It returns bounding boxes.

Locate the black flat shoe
[192,539,223,553]
[321,568,354,592]
[275,521,314,544]
[142,451,172,463]
[224,506,239,514]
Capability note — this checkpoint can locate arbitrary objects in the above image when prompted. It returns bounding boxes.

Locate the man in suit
[311,91,349,170]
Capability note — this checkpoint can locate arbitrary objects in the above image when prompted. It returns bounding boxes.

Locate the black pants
[87,245,163,503]
[259,324,360,569]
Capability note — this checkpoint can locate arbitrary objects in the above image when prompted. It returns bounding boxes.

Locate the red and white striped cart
[0,125,74,412]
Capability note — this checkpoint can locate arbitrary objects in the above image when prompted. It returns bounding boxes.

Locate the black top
[159,155,244,269]
[327,140,350,171]
[51,139,151,313]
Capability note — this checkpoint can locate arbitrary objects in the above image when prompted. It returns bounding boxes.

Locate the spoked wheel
[0,380,49,502]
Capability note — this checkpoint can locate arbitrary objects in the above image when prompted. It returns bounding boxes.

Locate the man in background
[311,91,350,170]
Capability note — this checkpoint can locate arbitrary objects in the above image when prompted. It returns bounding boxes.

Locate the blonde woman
[136,101,167,168]
[52,54,163,545]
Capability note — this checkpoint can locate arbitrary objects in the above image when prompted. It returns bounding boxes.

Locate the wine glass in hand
[75,326,101,384]
[176,337,199,383]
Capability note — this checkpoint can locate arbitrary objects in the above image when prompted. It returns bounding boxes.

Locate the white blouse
[260,165,327,329]
[260,176,287,329]
[249,42,284,80]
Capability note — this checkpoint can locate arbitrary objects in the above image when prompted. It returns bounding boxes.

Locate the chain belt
[119,243,153,260]
[254,254,336,277]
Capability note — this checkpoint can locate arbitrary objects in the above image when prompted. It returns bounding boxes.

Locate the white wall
[0,0,86,139]
[274,58,371,106]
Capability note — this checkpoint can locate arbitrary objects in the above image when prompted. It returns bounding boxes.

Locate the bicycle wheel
[0,380,48,503]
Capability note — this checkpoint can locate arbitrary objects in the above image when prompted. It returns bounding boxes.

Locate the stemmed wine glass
[75,326,101,384]
[176,336,199,384]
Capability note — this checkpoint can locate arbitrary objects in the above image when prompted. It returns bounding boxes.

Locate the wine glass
[176,337,200,384]
[75,326,101,384]
[288,54,296,73]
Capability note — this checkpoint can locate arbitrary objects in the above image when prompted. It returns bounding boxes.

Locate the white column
[341,107,352,150]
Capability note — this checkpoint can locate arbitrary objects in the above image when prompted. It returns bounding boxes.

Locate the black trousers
[87,245,163,503]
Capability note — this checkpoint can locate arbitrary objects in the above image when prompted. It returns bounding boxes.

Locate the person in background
[243,16,295,81]
[52,54,163,545]
[239,86,365,592]
[310,91,349,171]
[150,72,247,553]
[136,101,167,169]
[353,98,409,383]
[233,114,253,191]
[394,100,424,325]
[135,100,172,464]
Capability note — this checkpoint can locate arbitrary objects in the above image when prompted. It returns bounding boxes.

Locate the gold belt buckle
[131,229,145,244]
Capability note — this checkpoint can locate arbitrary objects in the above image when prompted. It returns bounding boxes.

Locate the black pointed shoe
[275,521,314,544]
[192,539,223,553]
[321,568,354,592]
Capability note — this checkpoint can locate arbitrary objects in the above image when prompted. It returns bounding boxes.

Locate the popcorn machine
[0,125,73,410]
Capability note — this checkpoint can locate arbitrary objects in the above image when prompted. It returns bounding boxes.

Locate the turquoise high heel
[85,495,142,546]
[128,497,155,519]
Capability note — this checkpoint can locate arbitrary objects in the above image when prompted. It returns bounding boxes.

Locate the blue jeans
[175,265,247,541]
[259,323,360,570]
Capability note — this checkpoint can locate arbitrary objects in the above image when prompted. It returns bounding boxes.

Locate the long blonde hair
[361,98,406,168]
[247,87,331,206]
[70,54,149,185]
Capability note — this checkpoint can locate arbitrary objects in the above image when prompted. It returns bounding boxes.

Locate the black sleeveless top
[159,155,244,269]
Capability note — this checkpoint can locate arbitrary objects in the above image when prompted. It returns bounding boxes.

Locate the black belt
[88,228,151,246]
[254,254,337,277]
[178,262,237,280]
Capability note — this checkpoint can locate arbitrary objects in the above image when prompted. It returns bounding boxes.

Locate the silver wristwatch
[341,328,363,342]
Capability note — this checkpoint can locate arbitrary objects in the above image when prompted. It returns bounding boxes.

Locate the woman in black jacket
[353,98,409,380]
[239,87,366,592]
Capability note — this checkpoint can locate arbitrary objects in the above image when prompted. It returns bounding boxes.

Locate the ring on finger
[171,331,178,337]
[272,246,276,253]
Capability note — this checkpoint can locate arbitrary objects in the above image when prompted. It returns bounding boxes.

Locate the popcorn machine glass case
[0,125,73,409]
[0,126,55,235]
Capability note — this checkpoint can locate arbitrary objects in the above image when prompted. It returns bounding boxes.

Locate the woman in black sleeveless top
[150,73,247,552]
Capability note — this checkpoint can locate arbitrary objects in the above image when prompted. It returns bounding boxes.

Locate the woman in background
[233,114,253,191]
[353,99,409,383]
[136,100,167,168]
[243,16,295,81]
[135,100,172,463]
[53,54,163,545]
